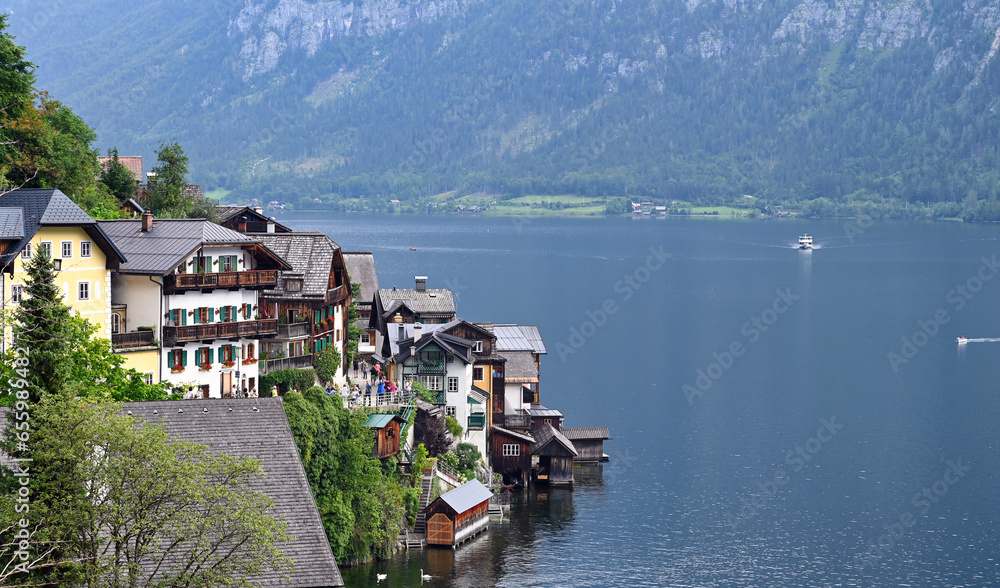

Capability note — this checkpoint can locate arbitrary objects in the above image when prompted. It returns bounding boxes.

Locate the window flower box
[171,365,185,373]
[242,358,257,365]
[222,360,236,368]
[198,363,212,371]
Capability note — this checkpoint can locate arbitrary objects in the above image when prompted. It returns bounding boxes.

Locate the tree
[148,141,190,216]
[345,283,363,369]
[0,394,292,587]
[313,345,341,386]
[100,147,136,204]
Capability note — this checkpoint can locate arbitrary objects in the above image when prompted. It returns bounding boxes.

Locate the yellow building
[0,188,128,360]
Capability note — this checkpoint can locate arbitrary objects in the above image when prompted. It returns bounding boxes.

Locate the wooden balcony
[260,355,314,374]
[275,322,310,339]
[168,270,278,292]
[327,283,348,303]
[417,361,446,375]
[112,330,156,350]
[163,319,278,345]
[500,410,531,429]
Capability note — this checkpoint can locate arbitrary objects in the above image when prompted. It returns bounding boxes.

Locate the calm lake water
[278,213,1000,587]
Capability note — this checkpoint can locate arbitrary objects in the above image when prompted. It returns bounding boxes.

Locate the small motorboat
[408,247,417,251]
[798,234,813,250]
[957,336,968,344]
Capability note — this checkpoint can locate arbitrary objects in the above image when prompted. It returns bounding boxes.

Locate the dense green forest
[10,0,1000,219]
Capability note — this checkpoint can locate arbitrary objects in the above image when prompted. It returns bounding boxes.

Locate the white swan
[421,568,432,582]
[376,572,387,582]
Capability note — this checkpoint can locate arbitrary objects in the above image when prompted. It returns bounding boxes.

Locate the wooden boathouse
[562,427,611,462]
[530,424,578,486]
[490,426,535,486]
[425,479,493,548]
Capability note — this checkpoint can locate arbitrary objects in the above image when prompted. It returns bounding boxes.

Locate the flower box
[171,365,185,373]
[222,361,236,368]
[198,364,212,371]
[242,358,258,365]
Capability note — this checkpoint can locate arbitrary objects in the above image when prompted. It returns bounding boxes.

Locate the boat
[798,234,813,250]
[957,336,968,344]
[408,247,417,251]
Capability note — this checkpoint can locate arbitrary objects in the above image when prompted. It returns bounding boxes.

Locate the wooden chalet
[363,413,405,459]
[216,205,293,234]
[530,424,578,486]
[425,479,492,548]
[489,426,535,486]
[562,427,611,463]
[529,404,564,432]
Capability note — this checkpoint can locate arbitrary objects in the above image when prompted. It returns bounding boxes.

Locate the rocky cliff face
[229,0,479,80]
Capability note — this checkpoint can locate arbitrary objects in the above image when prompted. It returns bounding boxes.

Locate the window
[196,347,212,366]
[20,243,31,259]
[361,332,371,344]
[144,372,154,386]
[286,279,302,292]
[418,375,442,391]
[40,242,51,259]
[502,444,520,457]
[220,255,237,272]
[80,241,91,258]
[221,345,234,363]
[78,281,90,301]
[220,305,236,323]
[473,367,484,381]
[195,257,210,273]
[61,241,72,258]
[111,313,121,334]
[447,377,458,392]
[169,349,187,368]
[446,406,456,417]
[473,340,483,353]
[10,284,23,303]
[168,309,186,326]
[194,307,211,324]
[246,342,255,360]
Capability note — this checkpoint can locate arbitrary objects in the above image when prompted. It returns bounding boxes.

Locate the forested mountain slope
[10,0,1000,212]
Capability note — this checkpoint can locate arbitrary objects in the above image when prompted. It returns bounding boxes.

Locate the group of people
[328,359,416,408]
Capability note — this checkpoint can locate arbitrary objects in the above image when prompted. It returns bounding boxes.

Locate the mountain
[9,0,1000,211]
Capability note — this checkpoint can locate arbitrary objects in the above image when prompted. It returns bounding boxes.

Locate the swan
[421,568,432,582]
[376,572,387,582]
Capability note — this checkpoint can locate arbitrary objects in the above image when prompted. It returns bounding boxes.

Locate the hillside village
[0,159,610,585]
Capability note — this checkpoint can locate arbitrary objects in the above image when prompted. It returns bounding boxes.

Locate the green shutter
[232,306,238,322]
[208,307,214,322]
[209,348,214,364]
[204,256,212,273]
[181,309,187,326]
[182,350,188,366]
[230,345,237,361]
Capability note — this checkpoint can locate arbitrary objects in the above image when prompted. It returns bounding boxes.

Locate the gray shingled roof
[0,207,24,239]
[342,252,378,307]
[562,427,611,441]
[491,426,535,444]
[216,206,293,232]
[0,188,126,269]
[98,219,282,275]
[125,398,343,587]
[434,478,493,514]
[528,404,563,419]
[530,423,578,457]
[255,233,339,298]
[378,288,455,316]
[494,325,547,354]
[501,351,538,381]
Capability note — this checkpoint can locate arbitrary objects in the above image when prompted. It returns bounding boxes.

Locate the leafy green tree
[100,147,136,204]
[0,394,292,587]
[283,388,405,563]
[345,283,363,369]
[148,141,190,216]
[313,345,342,386]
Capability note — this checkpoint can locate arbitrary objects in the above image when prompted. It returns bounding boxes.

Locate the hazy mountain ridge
[9,0,1000,208]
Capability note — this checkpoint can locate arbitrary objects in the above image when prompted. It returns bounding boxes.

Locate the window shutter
[182,350,188,366]
[205,256,212,272]
[230,345,237,361]
[208,307,214,322]
[180,310,187,326]
[209,348,215,364]
[232,306,237,322]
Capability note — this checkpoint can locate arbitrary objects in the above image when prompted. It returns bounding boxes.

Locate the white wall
[113,274,163,333]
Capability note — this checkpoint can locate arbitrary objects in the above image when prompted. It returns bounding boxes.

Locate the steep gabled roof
[433,479,492,515]
[388,328,474,365]
[494,325,547,355]
[377,288,455,316]
[216,205,293,233]
[502,351,538,382]
[98,219,288,275]
[99,155,143,182]
[530,423,578,457]
[342,251,379,307]
[491,426,535,444]
[562,427,611,441]
[0,188,126,269]
[254,233,341,298]
[363,414,404,429]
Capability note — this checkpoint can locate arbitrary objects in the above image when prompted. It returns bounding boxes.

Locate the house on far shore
[425,478,492,548]
[125,398,344,586]
[562,427,611,462]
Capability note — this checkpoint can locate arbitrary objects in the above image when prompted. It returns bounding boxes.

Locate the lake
[277,213,1000,587]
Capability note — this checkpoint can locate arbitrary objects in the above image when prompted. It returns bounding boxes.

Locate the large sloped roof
[562,427,612,441]
[363,414,403,429]
[254,233,339,298]
[216,206,293,233]
[99,155,143,182]
[125,398,343,587]
[530,423,578,457]
[378,287,455,316]
[501,351,538,382]
[494,325,547,354]
[434,478,492,514]
[98,219,284,275]
[342,251,379,307]
[0,188,126,269]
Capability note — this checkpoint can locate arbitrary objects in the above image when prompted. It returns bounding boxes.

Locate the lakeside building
[0,188,125,346]
[99,213,290,398]
[216,205,293,234]
[342,251,379,361]
[369,276,456,355]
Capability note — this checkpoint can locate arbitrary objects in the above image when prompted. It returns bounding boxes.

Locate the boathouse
[530,424,578,486]
[363,413,405,459]
[425,479,493,547]
[489,426,534,486]
[562,427,611,462]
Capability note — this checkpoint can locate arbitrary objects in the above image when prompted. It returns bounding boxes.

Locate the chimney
[398,322,405,341]
[267,216,276,233]
[141,211,154,232]
[253,206,263,214]
[415,276,427,291]
[413,323,422,342]
[146,171,157,184]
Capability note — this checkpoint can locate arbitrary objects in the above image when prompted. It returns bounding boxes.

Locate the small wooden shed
[530,424,578,486]
[489,426,535,487]
[562,427,611,462]
[363,414,405,459]
[425,479,493,548]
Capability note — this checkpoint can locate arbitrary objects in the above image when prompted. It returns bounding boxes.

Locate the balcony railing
[468,413,486,430]
[169,270,278,291]
[327,284,348,303]
[500,410,531,429]
[112,330,156,350]
[418,361,446,375]
[275,322,310,339]
[163,319,278,345]
[260,355,314,374]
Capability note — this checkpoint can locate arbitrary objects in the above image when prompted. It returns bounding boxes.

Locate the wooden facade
[530,424,578,486]
[425,479,492,547]
[562,427,611,463]
[363,414,404,460]
[489,426,534,487]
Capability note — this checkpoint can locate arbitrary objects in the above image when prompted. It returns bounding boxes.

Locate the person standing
[353,357,359,378]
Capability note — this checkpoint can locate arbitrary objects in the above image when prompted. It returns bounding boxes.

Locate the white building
[99,214,291,398]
